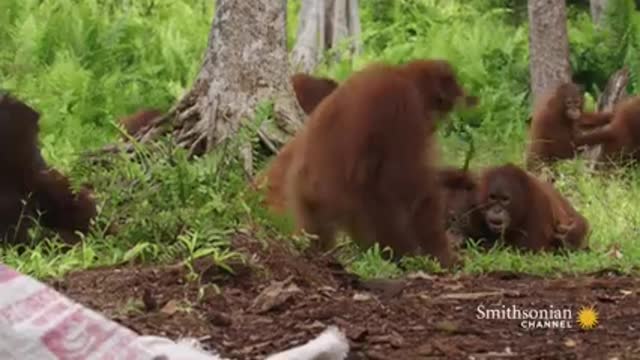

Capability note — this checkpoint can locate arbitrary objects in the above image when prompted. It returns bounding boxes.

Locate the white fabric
[264,326,349,360]
[0,264,349,360]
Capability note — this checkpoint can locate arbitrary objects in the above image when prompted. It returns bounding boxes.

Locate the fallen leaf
[407,325,427,332]
[407,271,436,280]
[564,338,576,348]
[318,285,336,293]
[160,299,179,315]
[353,292,374,301]
[250,277,301,314]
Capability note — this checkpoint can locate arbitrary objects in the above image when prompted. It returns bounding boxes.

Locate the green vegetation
[1,0,639,279]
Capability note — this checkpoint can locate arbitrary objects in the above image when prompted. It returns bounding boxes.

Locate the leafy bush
[0,0,212,165]
[568,0,640,94]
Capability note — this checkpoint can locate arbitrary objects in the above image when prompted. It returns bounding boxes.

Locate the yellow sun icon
[577,305,599,330]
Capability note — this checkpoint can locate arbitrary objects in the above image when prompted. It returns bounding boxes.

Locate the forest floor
[51,235,640,360]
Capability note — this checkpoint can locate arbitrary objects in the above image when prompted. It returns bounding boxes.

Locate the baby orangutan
[476,164,589,252]
[119,108,163,138]
[526,82,612,172]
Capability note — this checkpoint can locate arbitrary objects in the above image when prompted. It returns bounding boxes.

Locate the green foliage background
[1,0,639,278]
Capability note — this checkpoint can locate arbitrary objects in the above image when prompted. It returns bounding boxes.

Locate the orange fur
[0,93,97,244]
[0,93,40,243]
[34,168,98,244]
[438,167,490,247]
[477,164,588,252]
[575,96,640,165]
[291,73,339,115]
[259,137,301,214]
[536,176,589,250]
[526,82,612,171]
[119,109,163,138]
[258,74,340,214]
[284,59,475,267]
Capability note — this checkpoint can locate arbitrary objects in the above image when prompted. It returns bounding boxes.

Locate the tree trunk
[348,0,363,56]
[590,0,608,26]
[291,0,324,73]
[527,0,572,101]
[324,0,335,49]
[328,0,362,61]
[291,0,362,71]
[139,0,304,173]
[581,67,629,168]
[331,0,350,51]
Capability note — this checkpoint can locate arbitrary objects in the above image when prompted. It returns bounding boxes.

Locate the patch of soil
[52,235,640,359]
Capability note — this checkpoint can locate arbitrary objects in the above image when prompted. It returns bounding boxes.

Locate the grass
[0,0,639,280]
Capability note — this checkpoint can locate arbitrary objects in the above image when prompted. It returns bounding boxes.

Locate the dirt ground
[52,235,640,360]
